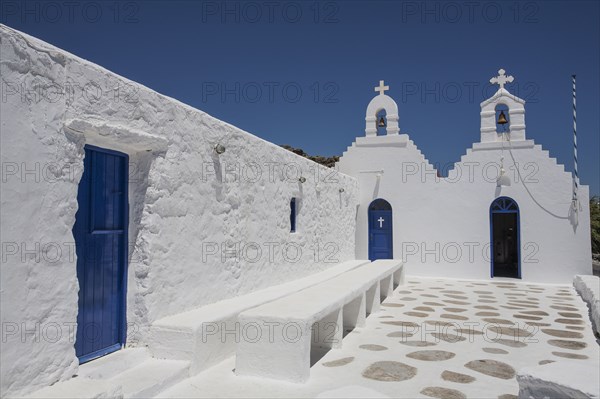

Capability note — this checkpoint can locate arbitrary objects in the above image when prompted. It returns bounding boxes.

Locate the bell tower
[480,69,526,143]
[365,80,400,136]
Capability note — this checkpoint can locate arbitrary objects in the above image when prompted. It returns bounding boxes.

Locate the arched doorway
[368,199,393,261]
[490,197,520,278]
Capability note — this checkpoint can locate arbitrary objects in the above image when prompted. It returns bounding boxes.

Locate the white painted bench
[148,260,369,374]
[235,260,404,383]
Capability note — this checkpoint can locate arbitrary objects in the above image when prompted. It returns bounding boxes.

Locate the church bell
[378,117,386,127]
[497,110,508,125]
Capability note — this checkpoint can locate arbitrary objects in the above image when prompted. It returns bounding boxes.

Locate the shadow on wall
[128,151,159,264]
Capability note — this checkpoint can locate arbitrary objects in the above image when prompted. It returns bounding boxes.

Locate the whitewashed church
[0,25,596,399]
[337,75,591,282]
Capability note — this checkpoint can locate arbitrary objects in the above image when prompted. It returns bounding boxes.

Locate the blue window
[290,198,297,232]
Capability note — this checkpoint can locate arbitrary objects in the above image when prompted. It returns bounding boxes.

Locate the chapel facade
[337,71,592,283]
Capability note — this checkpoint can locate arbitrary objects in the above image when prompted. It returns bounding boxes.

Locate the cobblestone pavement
[160,277,600,399]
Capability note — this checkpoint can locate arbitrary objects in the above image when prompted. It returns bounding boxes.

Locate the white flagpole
[572,74,579,211]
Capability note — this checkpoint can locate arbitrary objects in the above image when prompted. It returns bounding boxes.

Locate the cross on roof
[490,69,514,90]
[374,80,389,96]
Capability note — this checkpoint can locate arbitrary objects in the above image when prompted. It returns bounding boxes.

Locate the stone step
[111,359,189,398]
[77,348,151,380]
[26,378,124,398]
[26,352,189,399]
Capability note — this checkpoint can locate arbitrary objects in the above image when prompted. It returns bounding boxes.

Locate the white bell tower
[480,69,527,143]
[365,80,400,136]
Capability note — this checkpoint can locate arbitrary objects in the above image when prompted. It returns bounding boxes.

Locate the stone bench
[235,259,404,383]
[147,260,369,374]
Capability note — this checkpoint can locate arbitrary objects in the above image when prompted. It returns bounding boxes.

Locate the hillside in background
[280,145,339,168]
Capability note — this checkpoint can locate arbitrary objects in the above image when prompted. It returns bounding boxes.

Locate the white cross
[374,80,389,96]
[490,68,514,90]
[377,217,385,228]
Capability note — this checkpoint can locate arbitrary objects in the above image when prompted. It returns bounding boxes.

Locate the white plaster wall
[0,25,358,397]
[338,122,591,284]
[0,26,80,398]
[573,275,600,335]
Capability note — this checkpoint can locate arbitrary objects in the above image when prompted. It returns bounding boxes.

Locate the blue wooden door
[368,201,393,260]
[73,145,128,363]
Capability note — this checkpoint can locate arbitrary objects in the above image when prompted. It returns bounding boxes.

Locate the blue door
[73,145,128,363]
[368,199,393,260]
[490,196,520,279]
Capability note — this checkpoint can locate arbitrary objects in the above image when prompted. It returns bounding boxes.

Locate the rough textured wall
[0,25,358,397]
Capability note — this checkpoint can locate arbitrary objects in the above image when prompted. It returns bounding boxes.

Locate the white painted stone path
[159,277,600,399]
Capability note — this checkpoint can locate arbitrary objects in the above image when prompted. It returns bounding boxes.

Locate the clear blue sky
[2,0,598,195]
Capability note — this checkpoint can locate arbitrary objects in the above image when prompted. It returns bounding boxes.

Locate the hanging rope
[506,135,570,220]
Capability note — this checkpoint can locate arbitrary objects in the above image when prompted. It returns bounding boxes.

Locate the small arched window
[290,198,297,232]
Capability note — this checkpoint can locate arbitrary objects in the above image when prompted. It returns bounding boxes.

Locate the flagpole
[572,74,579,210]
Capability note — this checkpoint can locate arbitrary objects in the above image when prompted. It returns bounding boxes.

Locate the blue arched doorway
[490,197,520,278]
[368,199,393,261]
